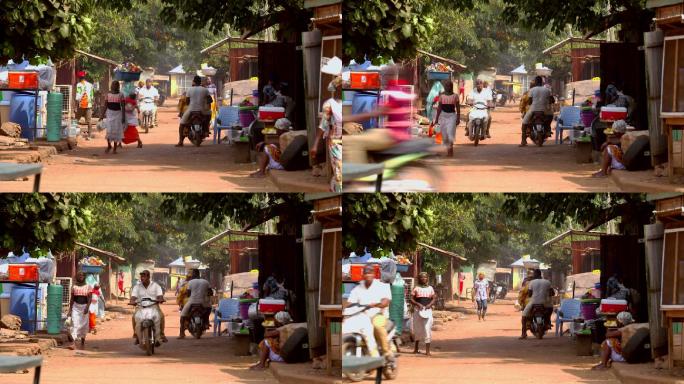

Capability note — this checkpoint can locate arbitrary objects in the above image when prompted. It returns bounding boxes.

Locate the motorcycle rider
[176,75,211,147]
[129,270,167,344]
[346,265,392,357]
[137,79,160,128]
[466,79,494,139]
[520,76,554,147]
[519,269,555,339]
[178,268,212,339]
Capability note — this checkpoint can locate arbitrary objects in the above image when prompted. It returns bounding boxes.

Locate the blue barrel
[9,284,37,333]
[352,91,379,130]
[9,92,38,140]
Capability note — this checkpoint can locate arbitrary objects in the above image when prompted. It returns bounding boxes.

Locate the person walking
[100,81,126,154]
[472,272,489,321]
[410,272,436,356]
[433,80,461,157]
[69,272,92,350]
[75,74,94,140]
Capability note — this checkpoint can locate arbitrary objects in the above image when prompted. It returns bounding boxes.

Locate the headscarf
[617,311,634,326]
[275,311,293,326]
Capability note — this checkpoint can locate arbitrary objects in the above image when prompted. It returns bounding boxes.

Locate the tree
[0,193,93,253]
[343,193,435,256]
[83,0,227,78]
[343,0,447,62]
[501,0,652,42]
[157,0,311,42]
[160,193,311,235]
[501,193,653,235]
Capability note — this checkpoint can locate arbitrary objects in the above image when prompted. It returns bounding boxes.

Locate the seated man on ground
[593,120,627,177]
[250,311,293,370]
[592,311,635,370]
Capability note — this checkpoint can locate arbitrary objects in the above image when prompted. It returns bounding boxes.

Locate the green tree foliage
[343,193,435,256]
[83,0,226,79]
[0,0,96,62]
[157,0,311,41]
[424,0,572,74]
[501,0,652,42]
[423,194,572,274]
[343,0,451,62]
[0,194,93,252]
[501,193,653,234]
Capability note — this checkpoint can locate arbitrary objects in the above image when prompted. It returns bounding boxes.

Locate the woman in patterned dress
[410,272,436,356]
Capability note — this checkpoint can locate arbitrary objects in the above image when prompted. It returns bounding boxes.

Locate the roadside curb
[611,171,684,193]
[269,170,329,192]
[612,363,684,384]
[270,363,343,384]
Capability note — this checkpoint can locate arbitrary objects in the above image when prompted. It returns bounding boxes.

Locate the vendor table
[321,308,342,376]
[0,355,42,384]
[0,163,42,191]
[0,275,40,334]
[343,356,384,384]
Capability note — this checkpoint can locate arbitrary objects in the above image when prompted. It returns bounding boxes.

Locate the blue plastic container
[396,264,410,272]
[9,92,39,140]
[9,283,38,333]
[352,91,379,130]
[427,71,451,81]
[81,265,104,274]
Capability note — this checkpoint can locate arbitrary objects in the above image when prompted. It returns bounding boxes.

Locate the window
[662,229,684,307]
[319,228,342,309]
[662,36,684,116]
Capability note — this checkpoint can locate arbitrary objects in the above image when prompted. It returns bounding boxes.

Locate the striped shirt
[413,285,435,306]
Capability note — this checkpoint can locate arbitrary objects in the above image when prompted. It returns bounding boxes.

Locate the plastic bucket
[10,283,37,333]
[47,284,63,334]
[580,301,599,320]
[9,92,38,140]
[239,109,256,127]
[239,302,251,320]
[352,92,379,130]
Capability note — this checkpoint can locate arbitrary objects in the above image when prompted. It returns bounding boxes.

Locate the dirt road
[0,102,277,192]
[382,298,619,384]
[0,298,274,384]
[427,105,617,192]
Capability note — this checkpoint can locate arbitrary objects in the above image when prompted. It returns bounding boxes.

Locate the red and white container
[600,106,627,122]
[258,106,285,121]
[8,72,38,90]
[349,264,381,281]
[258,298,286,314]
[350,72,381,90]
[600,299,628,314]
[7,264,39,282]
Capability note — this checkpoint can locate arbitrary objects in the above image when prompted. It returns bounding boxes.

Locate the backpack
[279,135,310,171]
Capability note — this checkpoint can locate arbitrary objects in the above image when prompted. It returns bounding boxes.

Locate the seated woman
[250,311,293,370]
[593,120,627,177]
[592,311,634,370]
[249,142,283,178]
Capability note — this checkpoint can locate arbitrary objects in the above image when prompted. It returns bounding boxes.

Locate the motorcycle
[185,111,209,147]
[346,138,443,192]
[342,303,398,382]
[527,111,550,147]
[467,101,490,146]
[186,304,209,339]
[139,96,155,134]
[496,92,508,107]
[129,298,162,356]
[488,282,503,304]
[496,283,508,299]
[528,304,550,339]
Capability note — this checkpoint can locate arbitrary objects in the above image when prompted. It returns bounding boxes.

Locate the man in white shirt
[520,269,555,339]
[466,79,494,138]
[176,76,211,146]
[75,75,94,139]
[346,265,392,357]
[138,79,160,127]
[129,270,167,343]
[178,268,212,339]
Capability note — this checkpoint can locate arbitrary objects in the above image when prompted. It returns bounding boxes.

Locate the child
[89,284,101,335]
[123,93,143,148]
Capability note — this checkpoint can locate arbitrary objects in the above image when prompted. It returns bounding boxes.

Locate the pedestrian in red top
[123,93,143,148]
[459,79,466,104]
